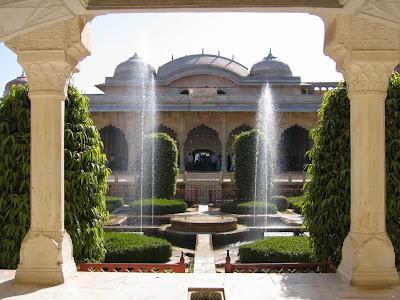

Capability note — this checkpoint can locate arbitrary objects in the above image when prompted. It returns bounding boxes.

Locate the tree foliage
[0,85,31,269]
[0,84,109,269]
[64,85,109,263]
[141,133,179,199]
[233,129,274,201]
[304,74,400,265]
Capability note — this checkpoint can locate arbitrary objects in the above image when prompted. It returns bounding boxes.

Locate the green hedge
[141,133,179,199]
[292,202,304,214]
[130,198,187,215]
[104,232,172,263]
[220,201,277,215]
[106,196,124,208]
[287,196,305,209]
[106,204,115,212]
[239,236,313,263]
[269,196,288,212]
[233,130,274,201]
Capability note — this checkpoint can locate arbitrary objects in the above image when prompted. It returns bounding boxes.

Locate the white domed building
[88,50,337,177]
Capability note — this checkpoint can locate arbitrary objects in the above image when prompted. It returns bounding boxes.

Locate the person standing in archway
[187,152,194,171]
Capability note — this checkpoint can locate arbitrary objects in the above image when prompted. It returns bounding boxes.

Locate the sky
[0,12,343,95]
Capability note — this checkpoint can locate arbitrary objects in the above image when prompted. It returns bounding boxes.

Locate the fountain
[255,83,277,233]
[127,53,158,232]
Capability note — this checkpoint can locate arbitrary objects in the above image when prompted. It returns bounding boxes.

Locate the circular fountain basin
[170,215,238,233]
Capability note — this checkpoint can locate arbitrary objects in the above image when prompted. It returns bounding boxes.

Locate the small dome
[4,71,28,96]
[250,49,293,77]
[114,53,156,79]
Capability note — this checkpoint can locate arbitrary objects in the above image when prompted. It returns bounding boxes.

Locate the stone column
[221,113,227,173]
[5,16,91,285]
[178,119,186,172]
[322,15,400,286]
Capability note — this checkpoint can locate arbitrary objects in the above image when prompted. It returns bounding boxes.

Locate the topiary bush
[0,84,109,269]
[239,236,313,263]
[304,73,400,265]
[269,195,288,212]
[141,133,179,199]
[220,201,277,215]
[106,196,124,208]
[130,198,187,215]
[233,129,274,201]
[104,232,172,263]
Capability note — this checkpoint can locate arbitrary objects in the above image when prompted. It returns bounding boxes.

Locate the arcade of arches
[1,0,400,290]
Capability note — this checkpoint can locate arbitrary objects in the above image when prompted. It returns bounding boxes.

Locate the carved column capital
[5,16,91,95]
[322,14,400,92]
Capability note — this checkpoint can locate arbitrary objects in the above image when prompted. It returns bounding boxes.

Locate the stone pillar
[178,119,186,172]
[221,113,227,173]
[322,15,400,286]
[5,16,91,285]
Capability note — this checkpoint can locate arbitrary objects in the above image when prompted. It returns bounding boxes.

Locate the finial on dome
[172,55,174,60]
[130,52,140,59]
[21,70,25,77]
[202,48,204,54]
[218,50,220,56]
[266,48,276,60]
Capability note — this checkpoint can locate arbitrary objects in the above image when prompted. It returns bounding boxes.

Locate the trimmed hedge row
[220,201,277,215]
[104,232,172,263]
[130,198,187,215]
[106,196,124,208]
[239,236,313,263]
[287,196,305,214]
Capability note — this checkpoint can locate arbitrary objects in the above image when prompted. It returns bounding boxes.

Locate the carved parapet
[5,16,91,94]
[322,14,400,92]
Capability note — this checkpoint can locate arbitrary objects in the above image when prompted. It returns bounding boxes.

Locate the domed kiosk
[250,49,293,78]
[3,71,28,97]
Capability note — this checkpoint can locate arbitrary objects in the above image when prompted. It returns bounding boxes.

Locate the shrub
[130,198,187,215]
[239,236,313,263]
[287,196,305,209]
[104,232,172,263]
[304,74,400,264]
[0,85,109,269]
[0,85,31,269]
[292,202,304,214]
[141,133,179,199]
[220,201,277,215]
[106,203,115,212]
[269,195,288,212]
[106,196,124,208]
[233,130,274,201]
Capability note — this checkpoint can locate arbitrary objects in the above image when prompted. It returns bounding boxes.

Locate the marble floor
[1,270,400,300]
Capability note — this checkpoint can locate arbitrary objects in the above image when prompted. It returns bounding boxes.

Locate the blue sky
[0,12,343,95]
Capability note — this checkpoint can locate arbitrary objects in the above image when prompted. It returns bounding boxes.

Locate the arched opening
[185,124,221,172]
[226,124,253,155]
[277,125,311,172]
[99,125,128,172]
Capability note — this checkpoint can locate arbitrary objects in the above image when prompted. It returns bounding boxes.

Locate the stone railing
[173,189,199,206]
[78,254,186,273]
[224,251,336,273]
[209,189,240,207]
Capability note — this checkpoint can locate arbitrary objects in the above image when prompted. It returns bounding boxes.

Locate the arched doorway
[278,125,311,172]
[99,125,129,172]
[226,124,253,154]
[185,124,221,172]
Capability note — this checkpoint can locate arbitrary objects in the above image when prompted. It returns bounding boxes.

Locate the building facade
[87,50,337,174]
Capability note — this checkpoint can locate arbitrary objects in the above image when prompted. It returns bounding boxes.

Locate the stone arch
[226,124,253,155]
[99,125,128,172]
[277,125,311,172]
[156,124,179,149]
[185,124,221,161]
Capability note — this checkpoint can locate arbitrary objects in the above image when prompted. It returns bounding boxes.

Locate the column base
[338,232,399,287]
[15,230,76,285]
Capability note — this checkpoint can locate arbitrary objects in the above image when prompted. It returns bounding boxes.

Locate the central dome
[250,50,293,78]
[114,53,156,78]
